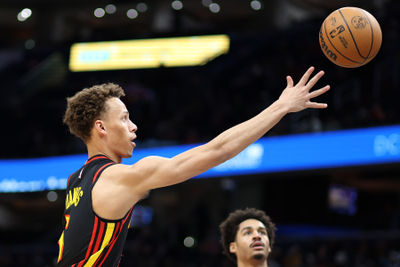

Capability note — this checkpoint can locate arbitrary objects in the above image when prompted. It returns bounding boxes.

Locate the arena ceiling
[0,0,379,46]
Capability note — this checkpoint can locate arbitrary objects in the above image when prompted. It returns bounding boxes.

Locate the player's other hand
[277,66,330,113]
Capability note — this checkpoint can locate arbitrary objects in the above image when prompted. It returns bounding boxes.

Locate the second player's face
[230,219,271,265]
[102,97,137,161]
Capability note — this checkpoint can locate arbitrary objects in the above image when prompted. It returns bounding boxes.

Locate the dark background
[0,0,399,266]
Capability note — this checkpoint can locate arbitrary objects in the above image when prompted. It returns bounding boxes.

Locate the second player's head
[219,208,276,265]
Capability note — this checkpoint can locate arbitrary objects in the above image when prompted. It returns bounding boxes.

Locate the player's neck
[86,142,120,163]
[237,259,268,267]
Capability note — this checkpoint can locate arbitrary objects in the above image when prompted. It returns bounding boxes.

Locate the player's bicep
[126,143,228,191]
[127,156,177,192]
[137,145,227,190]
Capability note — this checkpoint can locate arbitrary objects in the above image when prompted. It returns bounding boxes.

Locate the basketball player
[57,66,329,266]
[219,208,276,267]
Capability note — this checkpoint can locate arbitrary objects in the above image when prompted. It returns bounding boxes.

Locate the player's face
[102,97,137,160]
[230,219,271,265]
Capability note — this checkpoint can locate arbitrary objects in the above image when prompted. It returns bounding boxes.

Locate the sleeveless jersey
[57,155,133,267]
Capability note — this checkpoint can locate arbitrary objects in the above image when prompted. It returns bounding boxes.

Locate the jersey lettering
[65,187,84,210]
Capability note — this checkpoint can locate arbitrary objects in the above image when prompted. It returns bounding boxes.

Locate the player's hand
[277,66,330,113]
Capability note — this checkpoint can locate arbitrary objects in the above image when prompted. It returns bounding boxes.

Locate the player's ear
[94,120,106,135]
[229,242,237,254]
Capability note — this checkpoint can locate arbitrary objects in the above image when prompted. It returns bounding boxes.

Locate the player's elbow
[215,144,236,164]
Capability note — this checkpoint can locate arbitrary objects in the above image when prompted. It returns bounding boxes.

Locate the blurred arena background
[0,0,399,266]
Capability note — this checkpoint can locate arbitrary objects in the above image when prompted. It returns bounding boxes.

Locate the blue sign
[1,125,399,192]
[78,50,111,62]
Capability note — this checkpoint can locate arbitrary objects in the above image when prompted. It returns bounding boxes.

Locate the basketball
[319,7,382,68]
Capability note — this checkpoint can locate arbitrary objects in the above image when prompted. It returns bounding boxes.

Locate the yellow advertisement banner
[69,35,230,71]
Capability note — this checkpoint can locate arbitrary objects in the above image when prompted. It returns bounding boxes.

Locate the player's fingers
[309,85,330,99]
[297,66,315,86]
[286,76,294,88]
[306,101,328,109]
[306,70,325,89]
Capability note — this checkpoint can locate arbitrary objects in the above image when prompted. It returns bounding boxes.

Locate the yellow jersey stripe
[57,215,70,263]
[57,232,64,262]
[84,222,115,267]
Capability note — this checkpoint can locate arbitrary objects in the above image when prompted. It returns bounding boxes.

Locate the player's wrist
[269,99,290,116]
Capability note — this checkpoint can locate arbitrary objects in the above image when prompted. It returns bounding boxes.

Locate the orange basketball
[319,7,382,68]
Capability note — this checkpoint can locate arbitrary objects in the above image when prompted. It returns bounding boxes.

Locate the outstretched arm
[130,67,330,190]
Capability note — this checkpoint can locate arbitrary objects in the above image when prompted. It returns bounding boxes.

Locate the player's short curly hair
[63,83,125,142]
[219,208,276,262]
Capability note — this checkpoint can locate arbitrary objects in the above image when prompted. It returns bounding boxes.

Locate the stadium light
[17,8,32,22]
[202,0,213,7]
[209,3,220,13]
[171,0,183,10]
[94,8,105,18]
[105,4,117,14]
[250,0,262,11]
[137,3,148,13]
[127,9,138,19]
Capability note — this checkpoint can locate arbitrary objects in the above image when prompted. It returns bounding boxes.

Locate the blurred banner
[69,34,230,71]
[1,125,399,192]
